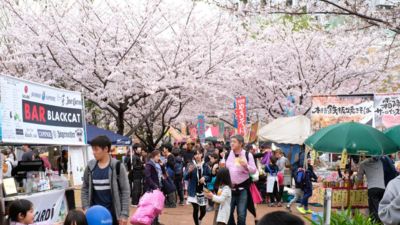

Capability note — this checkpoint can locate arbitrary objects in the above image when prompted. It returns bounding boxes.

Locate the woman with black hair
[185,148,211,225]
[57,150,68,176]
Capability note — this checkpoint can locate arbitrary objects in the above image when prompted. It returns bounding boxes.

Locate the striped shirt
[92,164,113,213]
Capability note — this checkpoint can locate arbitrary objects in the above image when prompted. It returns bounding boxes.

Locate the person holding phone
[185,148,211,225]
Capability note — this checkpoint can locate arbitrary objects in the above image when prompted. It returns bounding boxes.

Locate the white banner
[0,75,85,145]
[69,146,85,186]
[23,189,68,223]
[374,93,400,130]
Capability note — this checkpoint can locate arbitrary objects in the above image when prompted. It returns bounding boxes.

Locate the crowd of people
[116,134,317,225]
[7,133,400,225]
[4,134,308,225]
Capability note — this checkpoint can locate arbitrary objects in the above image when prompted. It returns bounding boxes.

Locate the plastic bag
[131,190,165,225]
[249,183,262,204]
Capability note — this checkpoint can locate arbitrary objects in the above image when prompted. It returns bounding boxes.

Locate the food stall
[0,75,87,223]
[309,169,369,208]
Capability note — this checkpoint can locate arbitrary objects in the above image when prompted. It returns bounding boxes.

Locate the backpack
[116,161,122,192]
[295,169,305,186]
[174,156,184,177]
[381,156,398,187]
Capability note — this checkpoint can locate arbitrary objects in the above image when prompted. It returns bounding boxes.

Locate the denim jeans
[174,177,184,203]
[300,190,313,210]
[287,188,304,207]
[228,189,248,225]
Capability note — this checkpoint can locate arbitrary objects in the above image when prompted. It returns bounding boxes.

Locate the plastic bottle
[32,175,38,193]
[25,175,33,194]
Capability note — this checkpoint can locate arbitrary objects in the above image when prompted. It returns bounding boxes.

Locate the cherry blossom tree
[205,0,400,34]
[1,0,398,145]
[243,24,399,119]
[0,0,244,137]
[178,17,400,122]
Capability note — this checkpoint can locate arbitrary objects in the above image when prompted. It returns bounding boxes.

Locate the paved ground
[76,189,318,224]
[130,204,318,225]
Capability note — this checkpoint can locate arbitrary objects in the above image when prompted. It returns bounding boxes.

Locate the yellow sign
[310,149,316,166]
[340,149,348,170]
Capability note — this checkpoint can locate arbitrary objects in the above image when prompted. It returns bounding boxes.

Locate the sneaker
[269,203,276,207]
[296,206,306,214]
[206,206,214,212]
[305,209,313,214]
[179,201,185,206]
[286,205,291,212]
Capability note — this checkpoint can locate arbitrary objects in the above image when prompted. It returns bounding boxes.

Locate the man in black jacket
[162,144,177,208]
[126,144,145,207]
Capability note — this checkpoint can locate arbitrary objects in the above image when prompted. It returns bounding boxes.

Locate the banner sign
[374,93,400,130]
[189,125,198,140]
[22,189,68,223]
[197,115,205,142]
[235,96,247,136]
[69,146,85,186]
[248,121,259,143]
[0,75,85,145]
[180,122,188,136]
[311,95,374,131]
[284,95,296,117]
[218,122,225,139]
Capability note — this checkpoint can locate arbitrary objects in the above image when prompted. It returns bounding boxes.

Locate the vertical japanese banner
[189,125,198,141]
[180,122,188,136]
[284,95,296,117]
[197,115,206,143]
[248,121,259,143]
[218,122,225,140]
[374,93,400,130]
[235,96,247,136]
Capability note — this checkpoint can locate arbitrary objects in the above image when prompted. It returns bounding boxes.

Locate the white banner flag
[26,189,68,223]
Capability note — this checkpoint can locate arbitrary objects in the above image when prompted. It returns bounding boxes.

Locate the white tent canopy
[258,115,311,145]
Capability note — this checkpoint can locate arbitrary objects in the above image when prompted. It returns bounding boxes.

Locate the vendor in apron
[265,156,282,207]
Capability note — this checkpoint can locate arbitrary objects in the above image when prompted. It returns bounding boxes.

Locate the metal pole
[0,153,5,225]
[323,188,332,225]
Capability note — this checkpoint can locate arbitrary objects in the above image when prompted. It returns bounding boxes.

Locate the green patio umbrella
[384,125,400,147]
[305,122,399,156]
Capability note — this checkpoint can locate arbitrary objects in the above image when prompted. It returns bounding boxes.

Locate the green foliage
[307,208,380,225]
[281,14,313,31]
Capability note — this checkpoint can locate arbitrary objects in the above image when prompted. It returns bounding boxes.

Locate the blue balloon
[86,205,113,225]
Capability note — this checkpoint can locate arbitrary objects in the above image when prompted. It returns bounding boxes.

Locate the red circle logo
[24,85,28,93]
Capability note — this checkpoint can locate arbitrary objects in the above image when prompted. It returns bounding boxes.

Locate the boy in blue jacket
[296,160,318,214]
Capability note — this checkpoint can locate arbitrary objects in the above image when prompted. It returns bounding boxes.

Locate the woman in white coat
[205,168,232,225]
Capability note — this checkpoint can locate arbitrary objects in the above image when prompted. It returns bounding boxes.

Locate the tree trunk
[116,108,125,135]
